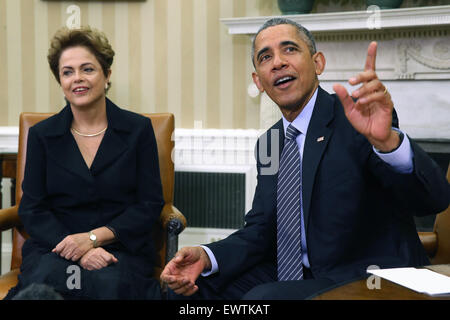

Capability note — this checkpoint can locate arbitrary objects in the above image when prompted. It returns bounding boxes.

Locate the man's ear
[313,52,326,76]
[252,72,265,93]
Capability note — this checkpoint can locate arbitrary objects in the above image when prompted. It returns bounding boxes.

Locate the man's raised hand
[333,41,400,152]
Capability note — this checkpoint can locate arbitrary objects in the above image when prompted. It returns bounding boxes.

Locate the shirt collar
[282,87,318,137]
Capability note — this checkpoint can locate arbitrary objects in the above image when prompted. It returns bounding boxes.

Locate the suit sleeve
[367,134,449,217]
[107,119,164,254]
[19,127,70,249]
[356,106,449,216]
[205,134,276,288]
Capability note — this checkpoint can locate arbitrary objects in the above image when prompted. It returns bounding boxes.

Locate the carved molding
[221,5,450,35]
[314,28,449,42]
[405,39,450,69]
[396,38,450,79]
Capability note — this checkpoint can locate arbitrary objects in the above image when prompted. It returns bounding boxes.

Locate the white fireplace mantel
[221,5,450,140]
[220,5,450,35]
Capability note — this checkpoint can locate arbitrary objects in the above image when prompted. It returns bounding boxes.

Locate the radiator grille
[174,171,246,229]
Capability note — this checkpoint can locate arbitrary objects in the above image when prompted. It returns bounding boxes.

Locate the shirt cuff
[199,245,219,276]
[373,129,413,174]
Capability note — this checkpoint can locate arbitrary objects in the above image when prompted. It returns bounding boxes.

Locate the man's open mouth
[274,76,296,86]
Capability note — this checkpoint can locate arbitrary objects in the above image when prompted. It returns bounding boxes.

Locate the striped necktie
[277,124,303,281]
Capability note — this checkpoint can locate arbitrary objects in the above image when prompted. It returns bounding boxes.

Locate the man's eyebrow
[280,40,300,48]
[256,47,270,62]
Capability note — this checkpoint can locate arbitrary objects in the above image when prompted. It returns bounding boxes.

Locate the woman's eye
[62,70,72,76]
[84,67,94,73]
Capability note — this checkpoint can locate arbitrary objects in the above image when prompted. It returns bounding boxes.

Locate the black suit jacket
[19,98,164,260]
[206,87,450,287]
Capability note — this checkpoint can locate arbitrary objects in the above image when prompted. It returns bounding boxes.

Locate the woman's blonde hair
[47,26,115,90]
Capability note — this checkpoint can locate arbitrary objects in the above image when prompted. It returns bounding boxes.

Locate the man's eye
[260,54,271,62]
[286,47,296,52]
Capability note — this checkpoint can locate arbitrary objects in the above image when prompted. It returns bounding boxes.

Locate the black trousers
[169,263,337,300]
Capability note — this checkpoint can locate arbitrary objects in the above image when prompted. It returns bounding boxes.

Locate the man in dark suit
[161,18,450,299]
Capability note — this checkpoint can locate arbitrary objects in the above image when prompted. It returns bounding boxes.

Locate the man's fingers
[160,262,179,283]
[161,274,175,284]
[174,253,185,263]
[364,41,377,71]
[172,247,195,265]
[351,78,384,99]
[161,273,188,286]
[172,281,197,296]
[348,70,377,86]
[182,285,199,297]
[167,278,193,290]
[333,84,355,114]
[175,247,192,260]
[356,91,387,105]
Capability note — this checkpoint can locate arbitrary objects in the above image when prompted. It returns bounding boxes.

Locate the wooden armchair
[0,112,186,299]
[419,163,450,264]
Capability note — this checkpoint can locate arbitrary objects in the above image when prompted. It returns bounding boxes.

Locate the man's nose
[272,53,287,70]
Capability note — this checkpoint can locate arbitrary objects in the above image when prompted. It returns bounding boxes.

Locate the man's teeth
[275,76,294,85]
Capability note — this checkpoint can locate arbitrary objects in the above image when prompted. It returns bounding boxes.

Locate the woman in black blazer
[5,26,164,299]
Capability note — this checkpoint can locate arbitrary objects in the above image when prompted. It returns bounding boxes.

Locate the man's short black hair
[251,18,317,68]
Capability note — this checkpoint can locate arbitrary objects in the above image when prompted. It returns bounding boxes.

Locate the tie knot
[286,124,300,141]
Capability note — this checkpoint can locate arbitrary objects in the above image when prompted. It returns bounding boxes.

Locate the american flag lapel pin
[317,136,325,142]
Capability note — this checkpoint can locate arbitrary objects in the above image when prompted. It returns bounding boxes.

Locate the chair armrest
[160,203,186,236]
[159,204,187,298]
[418,231,438,258]
[160,203,186,263]
[0,205,20,232]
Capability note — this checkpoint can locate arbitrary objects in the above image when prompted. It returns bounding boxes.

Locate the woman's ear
[105,69,112,92]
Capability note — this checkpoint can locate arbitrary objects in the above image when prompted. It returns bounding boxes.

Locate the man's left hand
[333,41,400,152]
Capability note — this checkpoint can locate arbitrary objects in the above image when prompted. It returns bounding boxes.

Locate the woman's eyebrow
[61,62,94,69]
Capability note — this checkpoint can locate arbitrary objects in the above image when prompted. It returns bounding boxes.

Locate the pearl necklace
[71,126,107,137]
